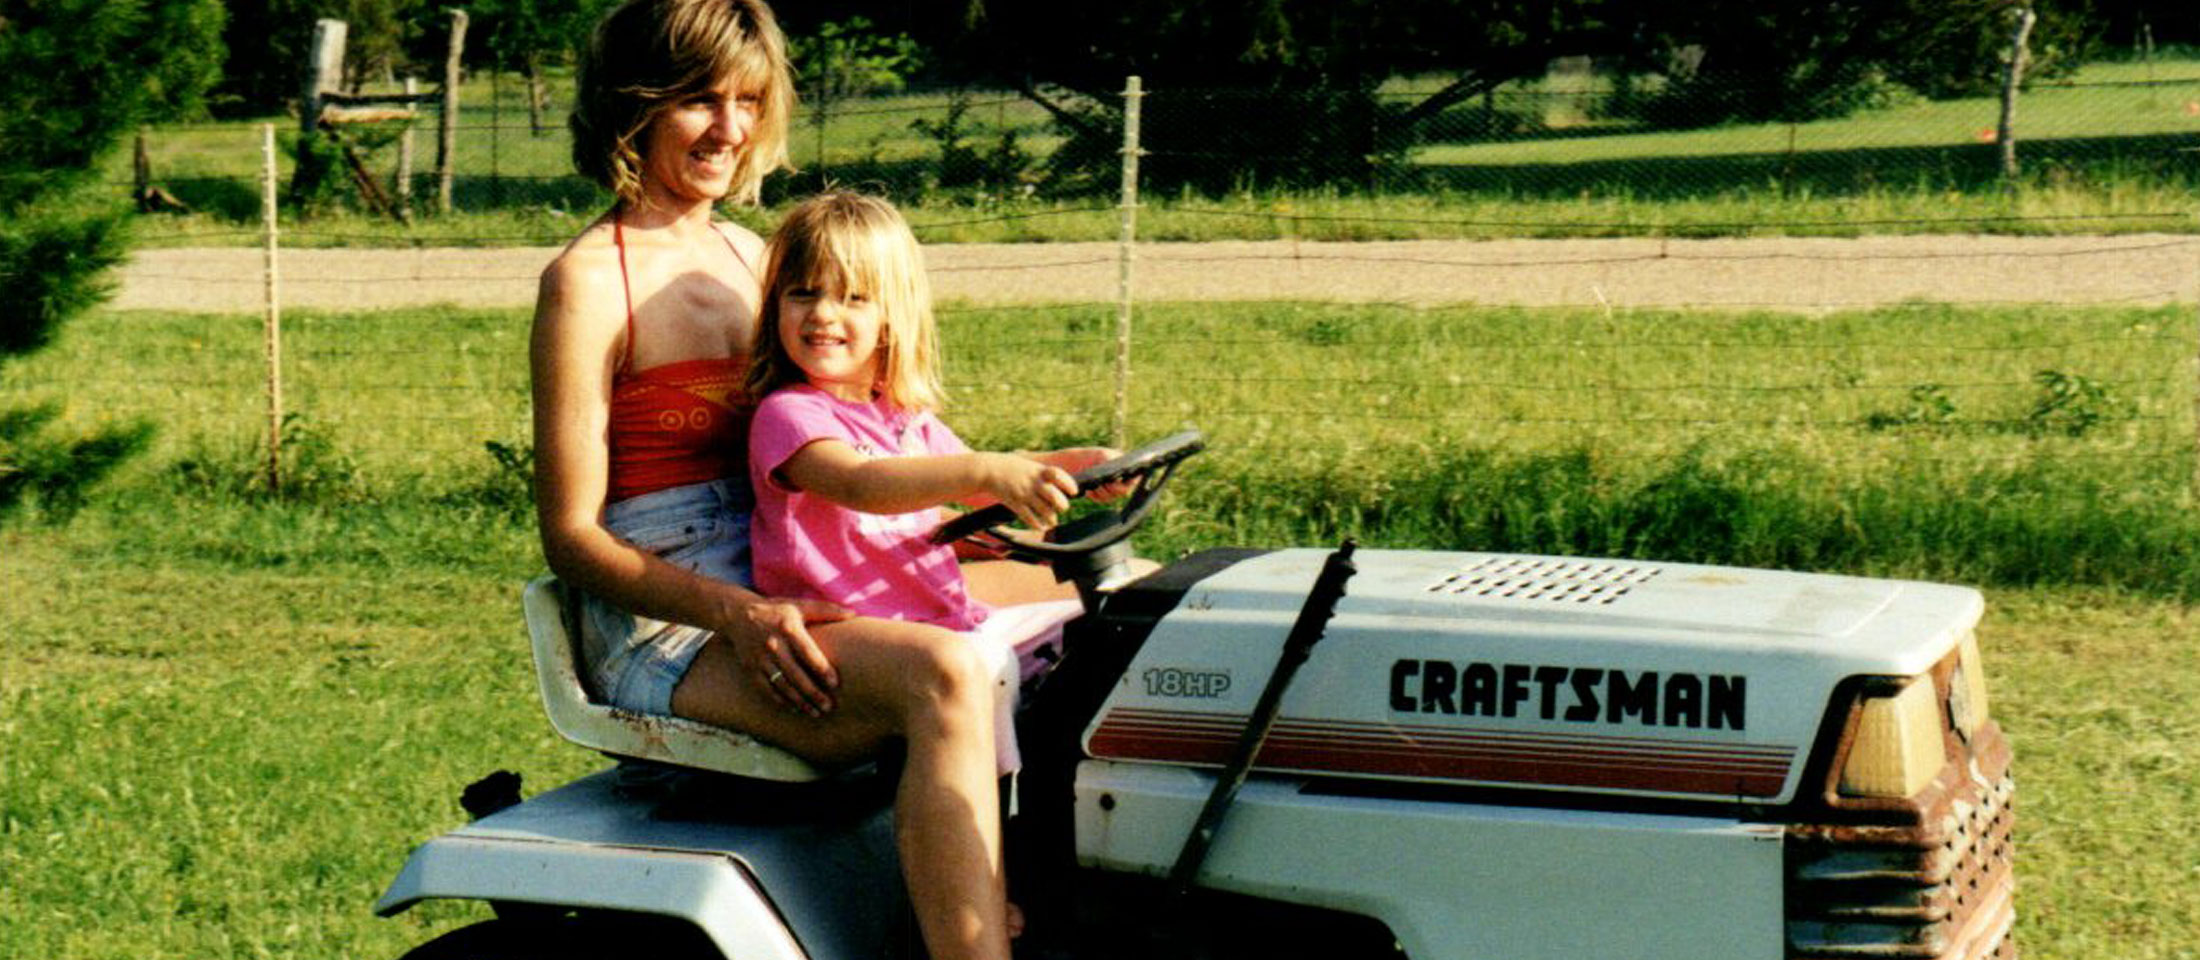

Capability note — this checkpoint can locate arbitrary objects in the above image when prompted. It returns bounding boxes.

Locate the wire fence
[33,69,2200,502]
[24,237,2200,508]
[114,65,2200,230]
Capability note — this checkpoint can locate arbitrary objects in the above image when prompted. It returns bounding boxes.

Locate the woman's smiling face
[640,75,760,207]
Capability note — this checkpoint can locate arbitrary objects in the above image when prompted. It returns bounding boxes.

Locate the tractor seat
[523,576,825,782]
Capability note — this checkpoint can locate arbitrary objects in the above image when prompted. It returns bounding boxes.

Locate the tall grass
[4,300,2194,593]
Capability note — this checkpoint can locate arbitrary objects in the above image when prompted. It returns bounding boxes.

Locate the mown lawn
[1,486,2194,959]
[2,295,2196,956]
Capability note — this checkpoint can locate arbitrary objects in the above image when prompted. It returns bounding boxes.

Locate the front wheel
[397,913,722,960]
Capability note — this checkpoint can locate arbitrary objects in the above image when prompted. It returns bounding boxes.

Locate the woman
[532,3,1067,958]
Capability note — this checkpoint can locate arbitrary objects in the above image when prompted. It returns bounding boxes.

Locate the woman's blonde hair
[570,0,794,206]
[748,192,945,412]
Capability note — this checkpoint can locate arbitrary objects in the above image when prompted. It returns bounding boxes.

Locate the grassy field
[3,297,2198,956]
[2,464,2196,958]
[8,299,2194,589]
[112,56,2200,245]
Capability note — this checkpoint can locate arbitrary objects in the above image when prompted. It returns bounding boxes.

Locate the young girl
[744,191,1120,773]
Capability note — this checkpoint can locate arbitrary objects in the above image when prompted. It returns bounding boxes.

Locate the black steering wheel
[929,430,1205,561]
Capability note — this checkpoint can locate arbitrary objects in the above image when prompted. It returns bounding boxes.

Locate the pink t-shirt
[748,384,990,631]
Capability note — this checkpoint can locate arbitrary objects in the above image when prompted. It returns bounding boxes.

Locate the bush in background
[0,0,226,516]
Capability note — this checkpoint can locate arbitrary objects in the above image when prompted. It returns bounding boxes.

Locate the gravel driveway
[116,235,2200,313]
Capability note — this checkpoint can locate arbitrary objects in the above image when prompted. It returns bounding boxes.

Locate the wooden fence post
[286,19,348,204]
[1112,76,1144,450]
[133,127,151,201]
[437,9,469,215]
[396,77,417,211]
[1996,6,2037,184]
[303,19,347,135]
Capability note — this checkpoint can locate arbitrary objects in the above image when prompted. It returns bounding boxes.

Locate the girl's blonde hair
[570,0,795,207]
[749,193,945,412]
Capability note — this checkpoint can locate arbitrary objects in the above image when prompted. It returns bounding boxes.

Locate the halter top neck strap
[612,209,758,375]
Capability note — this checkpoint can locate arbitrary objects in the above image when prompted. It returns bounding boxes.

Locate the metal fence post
[1112,75,1143,449]
[261,123,284,494]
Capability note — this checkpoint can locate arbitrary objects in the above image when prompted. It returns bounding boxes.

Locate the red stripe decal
[1089,709,1796,797]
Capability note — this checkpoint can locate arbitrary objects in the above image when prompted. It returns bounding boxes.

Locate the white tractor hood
[1084,549,1983,805]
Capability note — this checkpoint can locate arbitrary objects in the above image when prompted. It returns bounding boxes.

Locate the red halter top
[605,215,754,503]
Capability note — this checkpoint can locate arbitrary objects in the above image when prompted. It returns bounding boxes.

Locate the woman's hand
[722,595,854,717]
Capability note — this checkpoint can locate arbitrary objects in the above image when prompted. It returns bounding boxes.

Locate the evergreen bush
[0,0,225,516]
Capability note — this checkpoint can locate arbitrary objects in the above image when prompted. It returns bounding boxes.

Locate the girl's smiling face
[778,276,883,402]
[640,75,760,207]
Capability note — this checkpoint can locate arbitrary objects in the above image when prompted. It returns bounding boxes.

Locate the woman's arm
[531,250,848,714]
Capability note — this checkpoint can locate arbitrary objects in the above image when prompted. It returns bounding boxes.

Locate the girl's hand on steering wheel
[729,596,852,717]
[977,452,1077,531]
[1048,446,1134,501]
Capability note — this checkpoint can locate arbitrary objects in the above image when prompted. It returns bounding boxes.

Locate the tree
[212,0,437,117]
[471,0,606,135]
[1618,0,2094,126]
[2090,0,2199,48]
[919,1,1627,191]
[788,16,924,186]
[918,0,2098,192]
[0,0,227,514]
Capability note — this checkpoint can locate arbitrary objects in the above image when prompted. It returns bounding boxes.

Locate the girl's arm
[532,249,848,715]
[777,440,1080,531]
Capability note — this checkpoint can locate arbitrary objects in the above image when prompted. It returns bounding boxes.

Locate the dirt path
[116,235,2200,313]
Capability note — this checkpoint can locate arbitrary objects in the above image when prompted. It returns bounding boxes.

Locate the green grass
[4,299,2196,593]
[0,498,577,959]
[110,56,2200,245]
[1,483,2194,958]
[2,290,2197,956]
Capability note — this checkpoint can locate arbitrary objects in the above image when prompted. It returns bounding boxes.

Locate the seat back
[523,576,824,782]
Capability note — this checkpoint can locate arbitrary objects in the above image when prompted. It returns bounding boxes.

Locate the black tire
[398,913,724,960]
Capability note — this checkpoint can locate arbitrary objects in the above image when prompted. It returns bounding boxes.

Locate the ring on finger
[767,666,785,685]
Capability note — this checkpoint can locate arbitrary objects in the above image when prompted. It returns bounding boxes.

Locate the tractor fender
[377,833,806,960]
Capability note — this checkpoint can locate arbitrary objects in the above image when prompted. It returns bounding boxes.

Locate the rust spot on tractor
[608,706,676,756]
[1784,649,2016,960]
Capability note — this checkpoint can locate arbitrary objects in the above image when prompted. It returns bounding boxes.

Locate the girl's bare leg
[960,558,1076,605]
[671,618,1011,960]
[962,556,1161,606]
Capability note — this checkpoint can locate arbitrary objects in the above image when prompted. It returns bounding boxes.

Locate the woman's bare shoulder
[540,221,625,304]
[544,218,621,281]
[537,220,628,341]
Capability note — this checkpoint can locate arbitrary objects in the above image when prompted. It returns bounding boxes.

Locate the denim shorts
[575,478,754,717]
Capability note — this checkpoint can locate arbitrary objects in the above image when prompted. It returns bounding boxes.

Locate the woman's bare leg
[671,618,1011,960]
